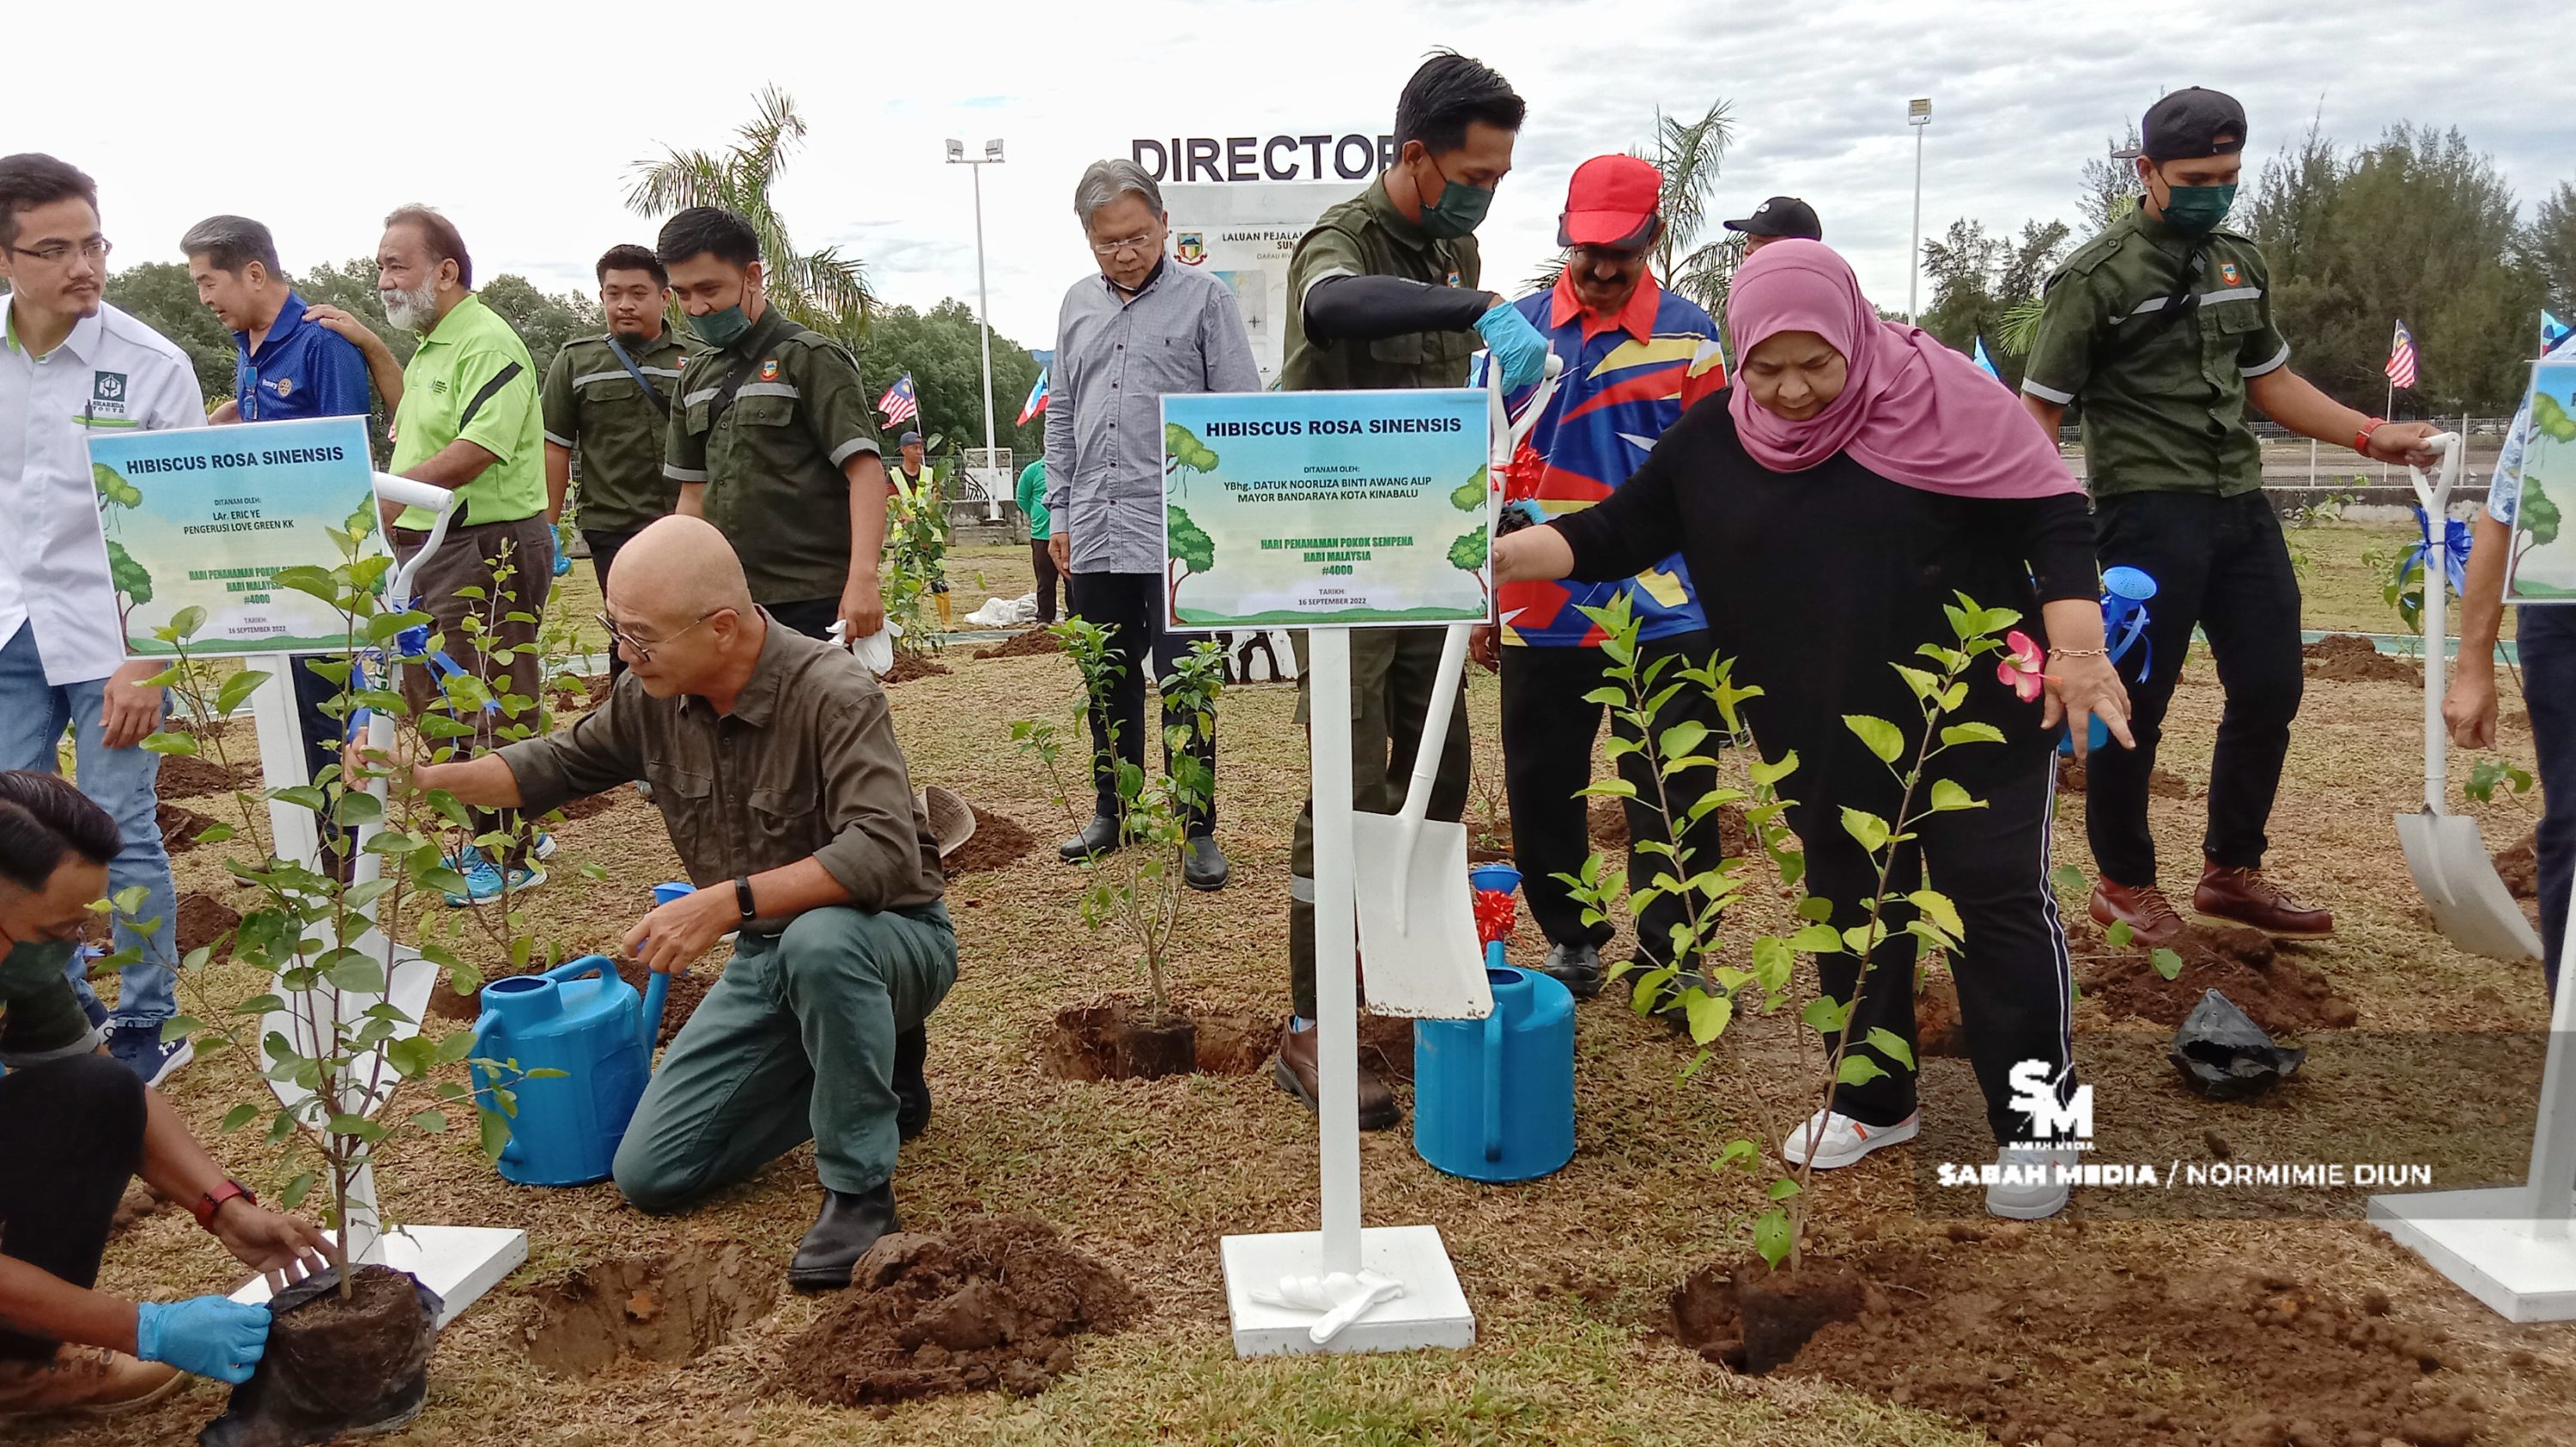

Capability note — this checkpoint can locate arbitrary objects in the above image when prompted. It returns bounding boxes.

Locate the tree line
[1915,119,2575,416]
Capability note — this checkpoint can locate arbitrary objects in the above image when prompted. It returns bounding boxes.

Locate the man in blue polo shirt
[183,215,402,811]
[1480,155,1729,1003]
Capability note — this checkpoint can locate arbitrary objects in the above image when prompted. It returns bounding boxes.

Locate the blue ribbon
[2402,505,2470,599]
[2102,591,2151,683]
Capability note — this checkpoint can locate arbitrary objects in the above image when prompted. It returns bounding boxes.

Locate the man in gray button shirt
[1044,159,1261,888]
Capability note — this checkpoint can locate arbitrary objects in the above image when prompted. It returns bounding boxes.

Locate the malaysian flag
[2385,320,2419,390]
[876,373,919,426]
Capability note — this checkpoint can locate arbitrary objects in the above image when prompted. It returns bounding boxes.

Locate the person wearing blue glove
[0,772,331,1419]
[1272,51,1528,1131]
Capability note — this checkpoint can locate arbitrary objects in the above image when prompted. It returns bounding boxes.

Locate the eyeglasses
[1090,232,1157,258]
[8,237,111,265]
[597,609,724,662]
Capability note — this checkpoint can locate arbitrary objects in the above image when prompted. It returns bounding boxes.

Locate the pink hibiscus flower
[1996,629,2046,702]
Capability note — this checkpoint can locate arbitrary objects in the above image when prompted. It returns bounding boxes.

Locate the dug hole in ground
[61,529,2576,1444]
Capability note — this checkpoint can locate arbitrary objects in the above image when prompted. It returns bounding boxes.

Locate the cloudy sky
[16,0,2567,350]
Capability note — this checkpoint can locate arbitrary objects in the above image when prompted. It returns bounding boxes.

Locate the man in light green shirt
[377,204,552,903]
[1014,457,1054,623]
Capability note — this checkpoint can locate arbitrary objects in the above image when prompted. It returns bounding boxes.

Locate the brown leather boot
[1274,1019,1399,1130]
[2088,878,2186,948]
[0,1346,184,1420]
[2194,864,2335,939]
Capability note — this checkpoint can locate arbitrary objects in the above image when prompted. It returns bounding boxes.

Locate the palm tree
[1522,100,1741,316]
[624,86,877,344]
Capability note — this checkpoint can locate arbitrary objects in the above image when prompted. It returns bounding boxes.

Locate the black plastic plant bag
[2168,988,2306,1101]
[198,1264,441,1446]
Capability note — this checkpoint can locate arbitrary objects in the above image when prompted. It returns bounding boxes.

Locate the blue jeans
[2520,605,2576,996]
[0,628,178,1027]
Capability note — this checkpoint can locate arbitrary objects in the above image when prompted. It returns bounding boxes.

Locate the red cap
[1558,155,1662,250]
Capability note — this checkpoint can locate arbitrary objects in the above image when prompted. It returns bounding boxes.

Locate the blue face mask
[2156,179,2238,235]
[688,304,752,348]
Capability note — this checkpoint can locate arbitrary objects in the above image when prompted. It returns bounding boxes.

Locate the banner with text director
[85,415,378,657]
[1163,389,1490,629]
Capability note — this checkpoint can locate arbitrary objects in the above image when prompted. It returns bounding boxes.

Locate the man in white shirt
[0,155,204,1085]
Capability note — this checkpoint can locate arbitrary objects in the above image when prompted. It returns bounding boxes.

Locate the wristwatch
[734,874,756,927]
[2354,416,2386,457]
[191,1179,256,1232]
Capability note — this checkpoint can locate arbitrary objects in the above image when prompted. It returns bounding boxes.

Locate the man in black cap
[2021,87,2441,947]
[1723,196,1821,253]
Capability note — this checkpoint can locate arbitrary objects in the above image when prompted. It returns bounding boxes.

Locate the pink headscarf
[1723,240,2081,499]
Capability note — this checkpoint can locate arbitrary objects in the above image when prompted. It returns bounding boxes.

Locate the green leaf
[2051,863,2087,894]
[2152,947,2184,981]
[1789,921,1844,955]
[1576,779,1638,799]
[1753,1207,1795,1269]
[1658,720,1710,761]
[1751,936,1795,992]
[1767,1176,1804,1201]
[437,1029,480,1063]
[213,669,272,716]
[140,729,200,757]
[1795,895,1836,923]
[1941,721,2007,747]
[1840,806,1890,853]
[2104,920,2135,948]
[1863,1026,1917,1071]
[220,1103,261,1133]
[1927,778,1982,812]
[410,1110,450,1134]
[1802,995,1851,1036]
[278,1171,317,1210]
[1844,714,1904,764]
[1907,889,1965,939]
[1715,1138,1760,1173]
[319,949,385,994]
[479,1107,512,1162]
[1835,1053,1890,1087]
[1746,752,1798,788]
[1685,989,1733,1045]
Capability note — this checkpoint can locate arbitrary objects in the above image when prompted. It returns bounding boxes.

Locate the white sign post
[2370,883,2576,1318]
[82,416,525,1324]
[1163,386,1503,1354]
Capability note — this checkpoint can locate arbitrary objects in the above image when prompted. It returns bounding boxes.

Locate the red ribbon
[1473,889,1517,946]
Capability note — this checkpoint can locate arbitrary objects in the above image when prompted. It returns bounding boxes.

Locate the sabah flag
[1018,365,1049,426]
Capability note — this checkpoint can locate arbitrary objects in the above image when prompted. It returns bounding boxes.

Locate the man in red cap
[1474,155,1730,1004]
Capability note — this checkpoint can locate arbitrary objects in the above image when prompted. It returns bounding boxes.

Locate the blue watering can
[1414,863,1577,1183]
[472,953,670,1187]
[2057,565,2157,757]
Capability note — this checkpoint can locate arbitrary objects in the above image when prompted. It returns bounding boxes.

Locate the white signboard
[1165,182,1351,388]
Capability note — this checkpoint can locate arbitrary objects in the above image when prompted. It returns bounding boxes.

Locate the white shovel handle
[2409,435,2463,815]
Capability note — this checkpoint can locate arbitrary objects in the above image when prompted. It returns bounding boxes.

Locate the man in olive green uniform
[544,243,697,682]
[657,207,890,644]
[1273,52,1550,1128]
[2021,88,2441,947]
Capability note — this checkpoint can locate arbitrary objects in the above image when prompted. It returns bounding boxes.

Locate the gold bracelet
[2049,647,2108,659]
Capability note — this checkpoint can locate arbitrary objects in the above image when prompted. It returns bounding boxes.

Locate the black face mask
[1109,256,1167,299]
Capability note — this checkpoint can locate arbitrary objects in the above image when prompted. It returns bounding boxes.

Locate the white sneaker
[1985,1144,2076,1220]
[1781,1107,1920,1169]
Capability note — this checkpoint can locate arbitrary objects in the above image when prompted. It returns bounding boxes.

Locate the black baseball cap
[1723,196,1822,241]
[2116,87,2248,161]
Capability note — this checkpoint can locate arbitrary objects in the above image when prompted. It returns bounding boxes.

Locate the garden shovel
[1351,354,1561,1019]
[2395,434,2543,963]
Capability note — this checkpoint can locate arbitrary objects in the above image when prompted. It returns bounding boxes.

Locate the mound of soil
[524,1244,776,1377]
[157,753,257,799]
[556,790,620,822]
[109,1183,167,1237]
[157,800,222,854]
[1188,1008,1281,1076]
[2055,759,2192,796]
[941,807,1036,876]
[975,629,1060,660]
[776,1216,1145,1404]
[2305,633,2420,684]
[1915,970,1967,1058]
[879,656,952,685]
[2073,918,2358,1033]
[2495,830,2540,899]
[176,892,242,964]
[1673,1258,1873,1376]
[1679,1236,2485,1447]
[550,673,614,713]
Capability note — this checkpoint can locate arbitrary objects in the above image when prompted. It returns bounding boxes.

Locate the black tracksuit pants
[0,1054,147,1359]
[2087,490,2305,885]
[1068,571,1213,834]
[1801,743,2079,1147]
[1500,630,1727,965]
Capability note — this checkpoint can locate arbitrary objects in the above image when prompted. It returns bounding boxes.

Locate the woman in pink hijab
[1496,240,2130,1222]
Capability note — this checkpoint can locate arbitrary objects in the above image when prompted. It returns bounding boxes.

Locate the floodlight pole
[1907,98,1932,323]
[947,138,1005,505]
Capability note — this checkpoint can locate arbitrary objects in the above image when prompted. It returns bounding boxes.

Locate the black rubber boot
[787,1182,900,1292]
[894,1025,931,1141]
